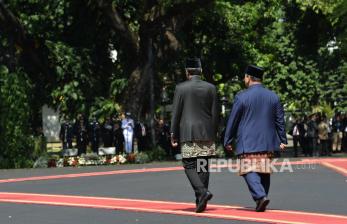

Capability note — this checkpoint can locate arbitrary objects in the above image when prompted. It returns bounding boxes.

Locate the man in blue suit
[224,65,287,212]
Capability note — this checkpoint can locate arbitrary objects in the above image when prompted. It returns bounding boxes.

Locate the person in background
[290,116,304,157]
[342,114,347,152]
[122,112,134,154]
[299,116,308,156]
[102,116,114,147]
[332,113,343,153]
[114,121,124,154]
[135,120,148,152]
[307,113,318,157]
[89,115,100,154]
[318,115,330,156]
[74,114,89,155]
[299,117,307,157]
[59,115,74,150]
[157,119,171,155]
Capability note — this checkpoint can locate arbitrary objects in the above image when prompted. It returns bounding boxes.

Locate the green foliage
[7,0,73,39]
[4,0,346,117]
[333,0,347,52]
[1,0,347,169]
[0,66,34,168]
[147,146,168,161]
[296,0,343,15]
[135,152,151,164]
[90,97,121,121]
[312,101,335,118]
[33,155,49,168]
[208,0,346,113]
[47,40,93,115]
[32,135,47,159]
[215,146,226,158]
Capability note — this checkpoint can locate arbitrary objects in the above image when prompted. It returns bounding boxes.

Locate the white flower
[98,156,107,165]
[85,160,93,165]
[118,155,127,164]
[57,158,64,168]
[68,157,75,166]
[110,156,118,164]
[78,157,86,165]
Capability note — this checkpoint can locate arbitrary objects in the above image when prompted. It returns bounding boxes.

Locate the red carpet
[0,158,346,183]
[321,161,347,176]
[0,192,346,224]
[0,166,183,184]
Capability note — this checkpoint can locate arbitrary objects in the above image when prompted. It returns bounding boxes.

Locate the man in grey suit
[171,58,219,213]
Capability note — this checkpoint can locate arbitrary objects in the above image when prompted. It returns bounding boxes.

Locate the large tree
[88,0,215,118]
[1,0,347,168]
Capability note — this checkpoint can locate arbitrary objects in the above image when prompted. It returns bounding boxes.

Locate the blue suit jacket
[223,84,287,155]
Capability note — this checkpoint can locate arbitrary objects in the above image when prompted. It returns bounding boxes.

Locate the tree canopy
[0,0,347,167]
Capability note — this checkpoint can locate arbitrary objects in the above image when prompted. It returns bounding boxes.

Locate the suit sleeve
[211,86,220,138]
[170,86,183,139]
[274,97,288,144]
[223,95,243,147]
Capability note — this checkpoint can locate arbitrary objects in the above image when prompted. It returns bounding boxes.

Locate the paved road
[0,158,346,224]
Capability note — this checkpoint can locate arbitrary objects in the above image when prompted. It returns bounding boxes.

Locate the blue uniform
[224,84,287,154]
[224,83,287,201]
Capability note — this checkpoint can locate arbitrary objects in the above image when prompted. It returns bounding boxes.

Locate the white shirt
[122,118,134,132]
[293,125,300,136]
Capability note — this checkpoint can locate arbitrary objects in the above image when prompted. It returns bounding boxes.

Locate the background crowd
[59,108,347,159]
[288,112,347,157]
[59,112,175,157]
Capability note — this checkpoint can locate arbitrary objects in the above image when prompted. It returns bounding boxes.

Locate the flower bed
[42,153,147,168]
[35,147,172,168]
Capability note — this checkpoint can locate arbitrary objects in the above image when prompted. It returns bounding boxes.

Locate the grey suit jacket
[170,75,219,143]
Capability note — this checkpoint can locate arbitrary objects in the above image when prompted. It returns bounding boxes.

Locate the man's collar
[190,75,201,81]
[248,83,263,89]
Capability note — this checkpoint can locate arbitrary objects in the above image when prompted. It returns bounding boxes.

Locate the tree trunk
[95,0,214,120]
[148,39,156,146]
[123,45,154,119]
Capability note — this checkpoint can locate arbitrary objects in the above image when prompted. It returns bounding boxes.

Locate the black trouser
[293,135,300,157]
[302,137,308,156]
[62,140,73,150]
[320,139,330,156]
[77,141,87,155]
[137,137,147,152]
[343,134,347,152]
[182,157,210,202]
[91,140,99,153]
[307,137,317,156]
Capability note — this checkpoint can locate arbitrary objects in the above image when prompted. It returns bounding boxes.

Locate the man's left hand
[171,134,178,147]
[280,143,286,151]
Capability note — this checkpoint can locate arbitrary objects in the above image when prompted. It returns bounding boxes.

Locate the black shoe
[196,191,213,213]
[256,197,270,212]
[195,198,199,207]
